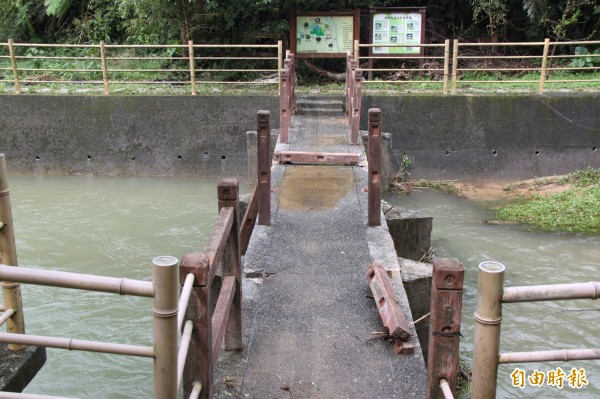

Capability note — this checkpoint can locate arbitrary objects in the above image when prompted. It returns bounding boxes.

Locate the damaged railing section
[279,51,296,144]
[345,51,363,145]
[178,177,243,399]
[471,261,600,399]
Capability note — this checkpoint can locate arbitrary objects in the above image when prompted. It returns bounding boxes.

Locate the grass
[494,168,600,234]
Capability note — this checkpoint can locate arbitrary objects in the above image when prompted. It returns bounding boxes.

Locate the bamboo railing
[471,261,600,398]
[1,39,597,94]
[0,152,271,397]
[0,40,283,94]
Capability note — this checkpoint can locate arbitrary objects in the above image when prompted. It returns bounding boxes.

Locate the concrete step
[296,99,343,110]
[295,107,344,116]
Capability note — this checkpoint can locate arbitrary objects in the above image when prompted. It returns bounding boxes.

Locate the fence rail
[1,39,598,94]
[471,261,600,398]
[0,40,282,94]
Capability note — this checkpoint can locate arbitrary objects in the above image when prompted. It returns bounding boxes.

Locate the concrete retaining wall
[1,94,598,181]
[0,95,279,177]
[361,94,600,181]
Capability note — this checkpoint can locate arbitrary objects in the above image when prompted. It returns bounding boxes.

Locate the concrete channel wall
[0,95,279,177]
[1,94,598,180]
[361,94,600,181]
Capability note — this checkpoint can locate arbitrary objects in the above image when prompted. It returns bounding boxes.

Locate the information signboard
[370,8,426,55]
[291,11,360,58]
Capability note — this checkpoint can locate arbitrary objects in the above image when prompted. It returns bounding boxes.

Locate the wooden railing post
[279,69,289,144]
[289,53,296,115]
[179,253,212,399]
[345,52,353,116]
[217,178,242,351]
[99,41,110,95]
[350,68,362,144]
[257,110,271,226]
[443,39,450,94]
[367,108,382,227]
[7,39,21,94]
[0,154,26,350]
[189,40,198,95]
[451,39,459,94]
[539,38,550,94]
[426,258,464,399]
[277,40,283,94]
[471,261,505,399]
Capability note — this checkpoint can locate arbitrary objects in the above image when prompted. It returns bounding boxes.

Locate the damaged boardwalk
[213,98,427,398]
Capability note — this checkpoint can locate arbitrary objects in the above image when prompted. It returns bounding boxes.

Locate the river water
[384,190,600,399]
[5,176,600,398]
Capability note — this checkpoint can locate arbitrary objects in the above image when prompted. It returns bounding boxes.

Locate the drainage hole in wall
[492,149,498,156]
[221,155,226,160]
[445,150,450,155]
[87,155,92,160]
[131,156,136,160]
[535,150,540,155]
[35,156,40,160]
[177,155,182,159]
[204,152,209,155]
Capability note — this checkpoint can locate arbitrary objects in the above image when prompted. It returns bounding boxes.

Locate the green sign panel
[372,12,423,54]
[295,15,355,55]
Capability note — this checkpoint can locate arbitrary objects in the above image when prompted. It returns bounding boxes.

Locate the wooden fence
[357,39,599,93]
[0,40,282,94]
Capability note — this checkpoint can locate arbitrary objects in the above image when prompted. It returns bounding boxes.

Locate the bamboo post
[179,253,212,399]
[0,154,25,350]
[471,261,505,399]
[152,255,179,399]
[217,178,242,351]
[539,38,550,94]
[367,109,382,227]
[451,39,459,94]
[277,40,283,94]
[442,39,450,94]
[257,111,271,226]
[99,41,110,95]
[7,39,21,94]
[279,68,289,144]
[189,40,198,95]
[426,258,464,399]
[351,68,363,144]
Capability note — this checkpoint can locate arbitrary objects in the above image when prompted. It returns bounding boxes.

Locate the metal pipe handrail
[0,308,15,326]
[178,320,194,388]
[0,264,154,297]
[0,332,154,357]
[0,393,75,399]
[178,273,195,330]
[439,378,455,399]
[499,348,600,364]
[189,382,202,399]
[503,281,600,303]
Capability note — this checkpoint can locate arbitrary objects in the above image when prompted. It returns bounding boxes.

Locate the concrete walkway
[215,96,427,398]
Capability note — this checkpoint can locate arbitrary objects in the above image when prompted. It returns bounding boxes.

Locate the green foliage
[570,46,600,67]
[494,168,600,234]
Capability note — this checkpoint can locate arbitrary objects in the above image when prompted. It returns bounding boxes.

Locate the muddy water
[7,176,228,398]
[6,175,600,398]
[384,190,600,398]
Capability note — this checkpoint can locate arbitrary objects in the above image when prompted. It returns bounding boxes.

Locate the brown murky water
[278,165,356,211]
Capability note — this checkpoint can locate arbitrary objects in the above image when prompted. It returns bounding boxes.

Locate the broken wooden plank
[366,262,412,342]
[273,151,359,165]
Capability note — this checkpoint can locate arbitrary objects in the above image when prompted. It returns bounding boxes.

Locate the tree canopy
[1,0,598,45]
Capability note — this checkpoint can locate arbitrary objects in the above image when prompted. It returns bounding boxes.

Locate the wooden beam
[274,151,359,165]
[366,262,411,341]
[240,186,258,256]
[210,276,236,362]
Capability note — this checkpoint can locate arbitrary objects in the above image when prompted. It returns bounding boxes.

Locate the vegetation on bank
[494,168,600,234]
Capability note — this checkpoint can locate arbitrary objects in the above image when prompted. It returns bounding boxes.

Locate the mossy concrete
[0,344,46,392]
